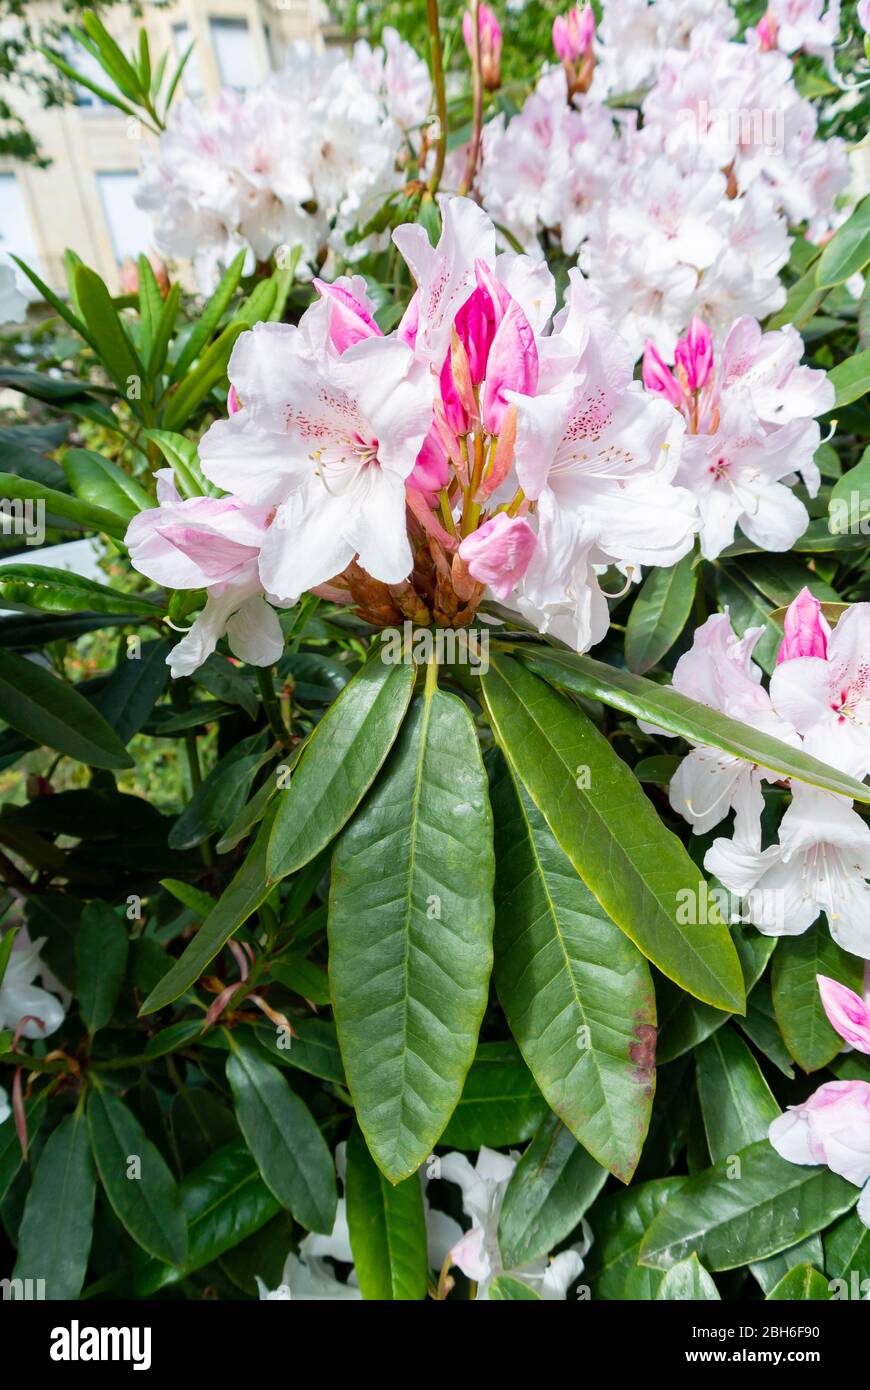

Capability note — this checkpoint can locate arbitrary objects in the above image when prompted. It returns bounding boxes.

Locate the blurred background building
[0,0,327,293]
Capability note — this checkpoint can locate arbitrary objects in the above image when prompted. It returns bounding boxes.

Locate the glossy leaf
[498,1112,607,1269]
[639,1141,859,1271]
[226,1038,336,1233]
[267,656,415,881]
[329,683,495,1181]
[519,646,870,805]
[87,1086,187,1265]
[766,1263,832,1300]
[481,655,744,1011]
[625,553,697,675]
[75,900,129,1034]
[816,196,870,287]
[345,1124,428,1300]
[657,1253,720,1300]
[439,1041,548,1150]
[62,447,151,521]
[585,1178,686,1300]
[491,753,656,1180]
[771,922,865,1072]
[12,1111,96,1299]
[0,649,134,769]
[695,1027,780,1162]
[0,564,159,618]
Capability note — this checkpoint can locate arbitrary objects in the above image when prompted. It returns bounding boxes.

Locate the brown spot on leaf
[629,1023,657,1090]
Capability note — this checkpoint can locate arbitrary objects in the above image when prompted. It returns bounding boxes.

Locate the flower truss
[136,30,431,291]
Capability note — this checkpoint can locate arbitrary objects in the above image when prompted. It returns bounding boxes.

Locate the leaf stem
[459,0,484,197]
[256,665,293,749]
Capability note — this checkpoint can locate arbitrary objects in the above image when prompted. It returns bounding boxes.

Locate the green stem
[426,0,448,194]
[256,665,293,749]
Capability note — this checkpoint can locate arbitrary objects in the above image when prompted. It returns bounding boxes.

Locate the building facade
[0,0,325,293]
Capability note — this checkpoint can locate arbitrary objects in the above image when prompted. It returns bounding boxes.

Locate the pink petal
[674,316,714,392]
[458,511,536,599]
[818,974,870,1054]
[481,296,538,436]
[776,586,830,664]
[314,277,383,354]
[642,341,683,407]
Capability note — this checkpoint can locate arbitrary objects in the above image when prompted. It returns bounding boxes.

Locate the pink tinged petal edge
[776,585,830,665]
[482,297,539,435]
[817,973,870,1054]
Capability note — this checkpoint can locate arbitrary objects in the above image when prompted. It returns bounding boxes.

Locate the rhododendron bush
[4,1,870,1310]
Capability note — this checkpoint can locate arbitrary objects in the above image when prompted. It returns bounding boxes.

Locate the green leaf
[638,1141,858,1271]
[497,1112,607,1269]
[828,348,870,409]
[488,1275,542,1299]
[766,1264,832,1300]
[695,1027,780,1162]
[12,1111,96,1299]
[10,253,95,346]
[253,1017,346,1086]
[169,733,266,849]
[771,922,865,1072]
[0,1093,46,1202]
[816,196,870,287]
[657,1253,720,1300]
[269,952,330,1005]
[829,446,870,533]
[94,637,173,742]
[267,657,415,881]
[74,263,143,401]
[439,1041,548,1149]
[329,681,495,1181]
[226,1038,336,1233]
[585,1177,686,1299]
[131,1141,279,1295]
[824,1210,870,1287]
[75,900,129,1034]
[170,249,247,382]
[481,655,744,1011]
[143,429,212,498]
[0,649,134,769]
[625,553,697,675]
[657,928,775,1065]
[519,646,870,806]
[739,981,795,1078]
[0,565,159,618]
[0,472,128,540]
[140,805,277,1013]
[87,1086,187,1266]
[161,321,246,430]
[767,265,827,332]
[750,1234,824,1294]
[490,753,655,1181]
[193,653,258,718]
[345,1124,428,1300]
[62,447,151,521]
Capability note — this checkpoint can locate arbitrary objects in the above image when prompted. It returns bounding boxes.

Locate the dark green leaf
[0,649,134,769]
[12,1111,96,1299]
[345,1123,428,1300]
[498,1112,606,1269]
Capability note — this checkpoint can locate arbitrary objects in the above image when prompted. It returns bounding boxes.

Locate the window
[209,17,259,90]
[96,172,154,262]
[172,22,205,98]
[0,173,42,293]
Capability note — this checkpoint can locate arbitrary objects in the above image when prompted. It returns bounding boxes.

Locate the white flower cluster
[478,1,851,357]
[136,30,431,292]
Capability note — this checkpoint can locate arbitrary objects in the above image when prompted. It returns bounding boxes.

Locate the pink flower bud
[817,974,870,1054]
[313,277,382,354]
[463,3,502,91]
[674,317,713,393]
[227,384,242,415]
[552,6,595,62]
[458,511,536,599]
[642,341,683,408]
[755,13,778,51]
[776,586,830,664]
[411,424,450,494]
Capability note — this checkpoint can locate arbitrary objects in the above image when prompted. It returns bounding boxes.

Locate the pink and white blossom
[769,1079,870,1231]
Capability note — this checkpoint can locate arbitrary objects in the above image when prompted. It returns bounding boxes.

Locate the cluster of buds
[642,317,716,435]
[463,3,502,92]
[552,5,596,98]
